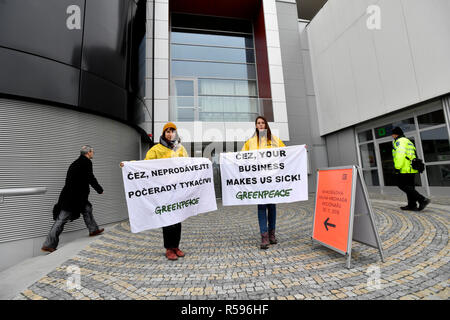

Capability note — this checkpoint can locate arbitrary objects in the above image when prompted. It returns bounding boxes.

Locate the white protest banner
[220,145,308,206]
[121,157,217,233]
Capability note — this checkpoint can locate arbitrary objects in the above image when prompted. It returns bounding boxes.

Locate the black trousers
[397,173,426,207]
[163,223,181,249]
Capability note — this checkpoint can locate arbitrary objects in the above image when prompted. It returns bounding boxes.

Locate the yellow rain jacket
[242,134,285,151]
[145,143,188,160]
[392,137,418,174]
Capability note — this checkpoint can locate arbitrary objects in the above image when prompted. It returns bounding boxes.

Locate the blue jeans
[257,204,276,234]
[43,204,99,249]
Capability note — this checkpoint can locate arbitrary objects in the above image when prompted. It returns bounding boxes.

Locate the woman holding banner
[121,122,188,260]
[242,116,285,249]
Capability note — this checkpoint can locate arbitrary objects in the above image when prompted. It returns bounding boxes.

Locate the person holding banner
[121,122,188,260]
[242,116,285,249]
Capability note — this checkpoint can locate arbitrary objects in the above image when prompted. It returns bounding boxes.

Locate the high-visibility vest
[392,137,418,174]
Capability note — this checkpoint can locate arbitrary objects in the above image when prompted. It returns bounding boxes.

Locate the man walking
[42,145,104,253]
[391,127,430,211]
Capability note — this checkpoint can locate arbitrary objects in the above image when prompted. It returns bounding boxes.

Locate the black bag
[411,157,425,173]
[405,143,425,174]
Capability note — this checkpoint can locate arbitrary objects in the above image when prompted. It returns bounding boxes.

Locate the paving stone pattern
[15,194,449,300]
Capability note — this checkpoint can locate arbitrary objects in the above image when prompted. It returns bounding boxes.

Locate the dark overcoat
[53,155,103,221]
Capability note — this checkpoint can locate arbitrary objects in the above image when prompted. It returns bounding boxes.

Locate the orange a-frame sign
[313,168,353,253]
[312,166,385,268]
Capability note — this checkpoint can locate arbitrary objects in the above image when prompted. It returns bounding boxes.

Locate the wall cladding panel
[0,98,140,243]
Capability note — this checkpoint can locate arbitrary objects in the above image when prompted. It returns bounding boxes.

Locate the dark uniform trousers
[397,173,426,207]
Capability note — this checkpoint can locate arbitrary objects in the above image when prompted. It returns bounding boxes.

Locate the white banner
[121,157,217,233]
[220,145,308,206]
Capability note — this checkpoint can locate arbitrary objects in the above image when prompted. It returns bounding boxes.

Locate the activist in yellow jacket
[243,116,286,250]
[121,122,186,260]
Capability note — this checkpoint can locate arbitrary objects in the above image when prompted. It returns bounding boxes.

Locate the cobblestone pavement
[15,194,449,300]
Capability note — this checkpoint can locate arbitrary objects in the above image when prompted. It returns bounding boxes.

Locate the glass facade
[357,129,380,186]
[420,127,450,163]
[170,13,259,122]
[357,98,450,188]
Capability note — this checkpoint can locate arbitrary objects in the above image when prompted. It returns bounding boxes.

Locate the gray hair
[80,145,93,155]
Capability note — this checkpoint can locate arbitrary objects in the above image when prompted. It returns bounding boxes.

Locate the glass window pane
[358,130,373,142]
[172,60,256,79]
[200,112,222,122]
[176,97,194,107]
[198,96,259,122]
[174,80,194,96]
[426,164,450,186]
[199,79,257,96]
[360,143,377,168]
[199,97,224,113]
[171,45,255,63]
[375,118,415,139]
[363,170,380,186]
[171,31,253,48]
[224,112,256,122]
[418,109,445,129]
[234,80,257,96]
[199,96,258,113]
[177,108,195,121]
[420,127,450,162]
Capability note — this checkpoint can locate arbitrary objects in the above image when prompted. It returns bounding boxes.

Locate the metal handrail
[0,187,47,203]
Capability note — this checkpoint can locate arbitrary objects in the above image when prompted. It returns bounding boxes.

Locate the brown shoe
[172,248,185,257]
[260,232,269,249]
[166,249,178,260]
[41,246,57,253]
[89,228,104,237]
[269,230,277,244]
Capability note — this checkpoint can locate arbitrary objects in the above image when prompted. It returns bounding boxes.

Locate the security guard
[391,127,430,211]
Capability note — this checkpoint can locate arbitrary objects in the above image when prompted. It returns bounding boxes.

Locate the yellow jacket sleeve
[241,140,250,151]
[276,136,286,148]
[144,147,158,160]
[179,145,188,157]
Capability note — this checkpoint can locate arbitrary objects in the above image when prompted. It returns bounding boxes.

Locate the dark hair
[254,116,272,147]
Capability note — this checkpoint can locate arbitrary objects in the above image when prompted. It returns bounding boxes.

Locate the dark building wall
[0,1,147,270]
[0,0,146,124]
